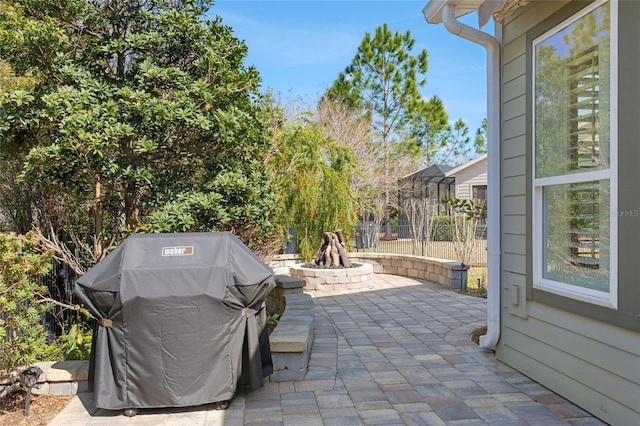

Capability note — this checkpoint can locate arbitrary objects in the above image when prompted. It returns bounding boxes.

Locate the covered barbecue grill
[74,232,275,411]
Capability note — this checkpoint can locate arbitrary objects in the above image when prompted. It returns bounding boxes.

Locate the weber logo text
[162,246,194,256]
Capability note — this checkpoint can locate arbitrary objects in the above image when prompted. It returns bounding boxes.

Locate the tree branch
[34,294,84,312]
[32,226,86,276]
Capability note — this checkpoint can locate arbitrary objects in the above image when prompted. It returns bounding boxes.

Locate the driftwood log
[314,230,351,268]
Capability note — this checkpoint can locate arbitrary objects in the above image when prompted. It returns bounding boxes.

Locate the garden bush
[0,232,54,374]
[432,216,454,241]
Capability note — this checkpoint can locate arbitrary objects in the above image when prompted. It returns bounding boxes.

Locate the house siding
[451,159,487,200]
[496,1,640,424]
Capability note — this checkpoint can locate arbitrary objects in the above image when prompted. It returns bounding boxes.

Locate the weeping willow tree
[269,114,359,260]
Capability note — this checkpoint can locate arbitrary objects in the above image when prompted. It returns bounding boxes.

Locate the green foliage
[58,322,93,361]
[401,95,449,161]
[325,23,431,167]
[433,196,488,242]
[441,198,486,266]
[143,165,278,248]
[0,0,279,265]
[266,313,280,327]
[441,197,487,219]
[325,24,432,238]
[326,23,428,135]
[474,117,488,155]
[269,116,359,260]
[0,232,54,372]
[441,119,472,165]
[324,22,479,172]
[432,216,454,241]
[0,61,36,92]
[408,118,473,166]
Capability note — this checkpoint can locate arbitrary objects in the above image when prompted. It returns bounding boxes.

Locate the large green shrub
[269,119,359,260]
[0,232,54,373]
[0,0,279,268]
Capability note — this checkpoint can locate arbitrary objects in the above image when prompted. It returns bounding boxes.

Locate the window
[472,185,487,202]
[532,0,617,307]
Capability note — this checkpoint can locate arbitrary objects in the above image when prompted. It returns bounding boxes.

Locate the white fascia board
[422,0,484,24]
[445,154,488,177]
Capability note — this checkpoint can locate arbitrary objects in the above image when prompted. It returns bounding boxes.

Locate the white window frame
[532,0,618,308]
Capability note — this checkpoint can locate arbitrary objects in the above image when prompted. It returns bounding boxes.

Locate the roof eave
[422,0,484,24]
[444,154,488,177]
[424,0,531,26]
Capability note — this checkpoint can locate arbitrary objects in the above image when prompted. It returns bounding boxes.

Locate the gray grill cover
[74,232,276,410]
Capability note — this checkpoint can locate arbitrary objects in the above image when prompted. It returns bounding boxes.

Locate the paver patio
[48,274,605,425]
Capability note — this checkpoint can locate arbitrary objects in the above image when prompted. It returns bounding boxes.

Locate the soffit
[423,0,531,25]
[422,0,485,24]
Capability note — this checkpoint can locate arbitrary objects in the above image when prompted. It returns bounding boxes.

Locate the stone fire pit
[290,262,373,292]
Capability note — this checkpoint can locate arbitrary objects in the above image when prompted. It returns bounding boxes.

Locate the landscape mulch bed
[0,391,73,426]
[471,325,488,345]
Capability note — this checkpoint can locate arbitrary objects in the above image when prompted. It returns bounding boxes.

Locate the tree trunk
[122,134,139,229]
[94,178,103,259]
[123,188,139,228]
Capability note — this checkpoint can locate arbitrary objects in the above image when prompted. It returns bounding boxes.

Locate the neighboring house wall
[497,1,640,424]
[449,157,487,201]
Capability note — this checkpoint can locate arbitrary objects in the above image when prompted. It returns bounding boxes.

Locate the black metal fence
[2,261,80,344]
[353,220,488,267]
[31,220,486,341]
[40,261,80,341]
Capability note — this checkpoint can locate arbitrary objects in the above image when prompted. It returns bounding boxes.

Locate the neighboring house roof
[444,154,487,177]
[400,164,454,180]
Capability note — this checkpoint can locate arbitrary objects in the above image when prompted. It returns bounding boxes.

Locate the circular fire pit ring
[290,262,373,292]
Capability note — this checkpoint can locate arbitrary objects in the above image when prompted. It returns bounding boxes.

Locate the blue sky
[212,1,489,134]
